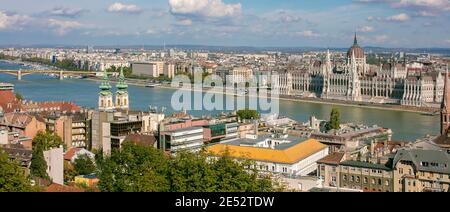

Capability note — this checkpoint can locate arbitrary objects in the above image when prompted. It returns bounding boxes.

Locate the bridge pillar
[17,70,22,81]
[59,70,64,80]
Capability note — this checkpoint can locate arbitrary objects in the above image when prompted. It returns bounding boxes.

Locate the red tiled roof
[1,113,35,128]
[0,90,21,113]
[22,101,81,112]
[45,183,85,192]
[317,152,345,165]
[64,148,82,161]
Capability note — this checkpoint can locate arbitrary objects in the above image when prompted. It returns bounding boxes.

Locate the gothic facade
[272,35,444,107]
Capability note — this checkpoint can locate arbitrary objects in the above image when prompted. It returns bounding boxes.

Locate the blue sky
[0,0,449,47]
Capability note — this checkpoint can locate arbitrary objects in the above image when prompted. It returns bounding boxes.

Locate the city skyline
[1,0,450,48]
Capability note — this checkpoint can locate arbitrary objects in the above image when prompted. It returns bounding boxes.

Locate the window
[332,176,336,183]
[413,181,416,187]
[356,176,360,183]
[343,175,347,181]
[351,176,355,182]
[364,177,368,184]
[409,169,412,175]
[385,180,389,186]
[371,179,375,184]
[378,179,382,185]
[399,168,403,174]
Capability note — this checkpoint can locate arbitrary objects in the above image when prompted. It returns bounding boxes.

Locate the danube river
[0,60,439,141]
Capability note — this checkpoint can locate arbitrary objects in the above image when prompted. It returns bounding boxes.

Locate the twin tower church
[98,68,129,111]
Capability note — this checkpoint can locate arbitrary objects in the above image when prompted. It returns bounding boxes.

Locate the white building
[44,146,64,185]
[132,62,164,77]
[208,135,329,177]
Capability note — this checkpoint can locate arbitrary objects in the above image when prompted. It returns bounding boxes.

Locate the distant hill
[1,44,450,55]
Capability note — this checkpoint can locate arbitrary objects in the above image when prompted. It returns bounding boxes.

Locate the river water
[0,60,439,141]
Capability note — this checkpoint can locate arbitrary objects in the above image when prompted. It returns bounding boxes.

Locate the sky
[0,0,449,48]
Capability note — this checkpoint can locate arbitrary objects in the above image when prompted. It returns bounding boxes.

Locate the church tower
[441,66,450,135]
[115,67,129,111]
[348,50,362,101]
[98,70,114,111]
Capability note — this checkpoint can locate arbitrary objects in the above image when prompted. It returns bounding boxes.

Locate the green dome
[99,70,112,93]
[116,67,128,91]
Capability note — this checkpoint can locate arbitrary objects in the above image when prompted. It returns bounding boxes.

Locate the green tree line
[96,142,276,192]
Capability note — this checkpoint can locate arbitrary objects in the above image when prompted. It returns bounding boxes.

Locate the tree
[208,152,273,192]
[96,142,275,192]
[32,131,65,151]
[30,131,64,179]
[167,151,216,192]
[30,147,48,179]
[0,150,33,192]
[64,161,77,183]
[73,155,96,176]
[96,142,170,192]
[236,109,260,122]
[15,92,24,101]
[327,108,341,131]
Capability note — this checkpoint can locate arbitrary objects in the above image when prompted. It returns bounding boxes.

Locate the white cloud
[295,30,321,38]
[107,2,142,14]
[169,0,241,18]
[175,19,193,26]
[266,10,302,23]
[357,26,375,32]
[445,39,450,44]
[48,7,88,18]
[48,19,84,36]
[393,0,450,11]
[373,35,389,43]
[415,10,437,16]
[0,11,31,30]
[386,13,411,22]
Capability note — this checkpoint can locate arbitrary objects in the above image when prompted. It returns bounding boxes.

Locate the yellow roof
[207,139,327,164]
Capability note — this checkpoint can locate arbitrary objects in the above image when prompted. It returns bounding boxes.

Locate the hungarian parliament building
[272,35,446,108]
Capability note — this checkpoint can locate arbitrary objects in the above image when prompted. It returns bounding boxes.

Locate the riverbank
[0,58,439,114]
[84,76,439,115]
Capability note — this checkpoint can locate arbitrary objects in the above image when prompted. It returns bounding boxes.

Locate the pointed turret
[116,67,128,92]
[99,69,112,95]
[98,70,114,111]
[354,33,358,45]
[326,49,332,74]
[441,65,450,135]
[115,67,129,111]
[351,49,357,75]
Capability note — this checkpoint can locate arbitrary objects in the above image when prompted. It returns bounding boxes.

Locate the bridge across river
[0,69,103,80]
